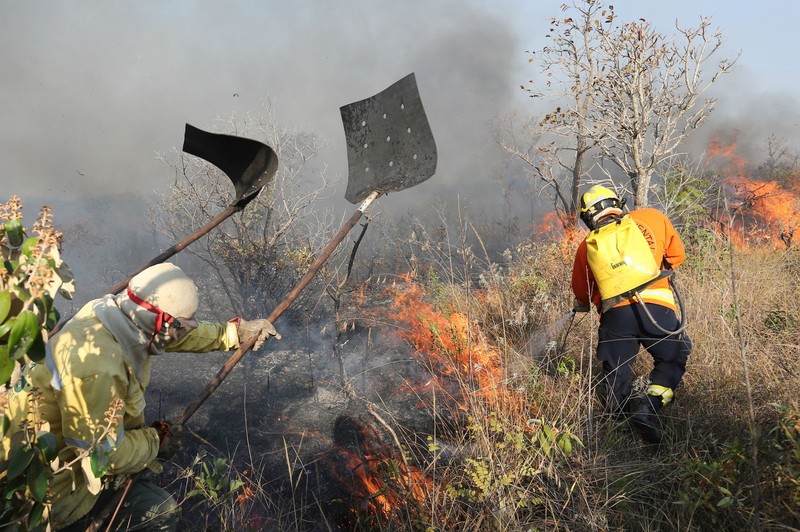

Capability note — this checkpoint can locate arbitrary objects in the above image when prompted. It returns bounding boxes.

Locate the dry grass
[171,231,800,531]
[386,233,800,531]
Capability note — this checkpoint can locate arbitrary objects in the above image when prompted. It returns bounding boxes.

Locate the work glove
[151,420,183,461]
[572,298,590,313]
[237,318,281,349]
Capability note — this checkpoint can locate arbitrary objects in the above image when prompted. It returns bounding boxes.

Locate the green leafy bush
[0,196,73,387]
[1,196,74,529]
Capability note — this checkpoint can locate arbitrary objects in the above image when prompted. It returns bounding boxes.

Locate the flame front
[388,273,529,416]
[707,136,800,248]
[531,210,586,248]
[321,415,431,526]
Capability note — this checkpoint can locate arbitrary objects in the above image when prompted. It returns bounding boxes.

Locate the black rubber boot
[597,380,635,423]
[630,400,661,444]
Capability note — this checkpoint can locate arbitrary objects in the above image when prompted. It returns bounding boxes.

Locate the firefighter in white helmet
[572,185,692,444]
[1,262,279,530]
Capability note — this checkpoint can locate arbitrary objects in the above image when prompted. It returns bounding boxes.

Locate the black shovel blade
[340,73,437,204]
[182,124,278,203]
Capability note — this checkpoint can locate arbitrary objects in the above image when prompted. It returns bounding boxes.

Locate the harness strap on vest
[598,270,673,313]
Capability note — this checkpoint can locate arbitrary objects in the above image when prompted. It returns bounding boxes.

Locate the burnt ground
[144,316,439,530]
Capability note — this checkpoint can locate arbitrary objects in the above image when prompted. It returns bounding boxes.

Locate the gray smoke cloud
[1,1,525,206]
[0,0,535,302]
[2,0,799,287]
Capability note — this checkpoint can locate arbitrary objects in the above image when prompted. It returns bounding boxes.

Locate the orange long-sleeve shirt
[572,208,686,312]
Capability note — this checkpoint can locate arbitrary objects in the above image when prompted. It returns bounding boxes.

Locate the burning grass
[388,275,529,415]
[181,231,798,530]
[323,218,799,530]
[130,170,800,530]
[131,218,798,531]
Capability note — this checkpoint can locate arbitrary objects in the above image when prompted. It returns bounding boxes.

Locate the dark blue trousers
[597,303,692,413]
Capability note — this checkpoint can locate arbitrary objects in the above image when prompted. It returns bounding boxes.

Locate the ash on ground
[144,313,439,529]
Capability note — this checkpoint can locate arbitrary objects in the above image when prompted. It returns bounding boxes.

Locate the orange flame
[531,210,567,240]
[707,136,800,248]
[322,416,431,525]
[387,273,528,415]
[530,210,585,245]
[707,136,749,178]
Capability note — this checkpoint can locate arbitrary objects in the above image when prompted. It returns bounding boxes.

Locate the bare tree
[754,134,800,187]
[152,103,338,325]
[592,16,735,208]
[501,0,613,227]
[504,1,735,222]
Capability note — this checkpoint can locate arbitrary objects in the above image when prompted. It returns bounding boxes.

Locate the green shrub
[0,196,74,530]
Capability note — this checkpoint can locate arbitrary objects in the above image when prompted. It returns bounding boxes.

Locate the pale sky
[2,0,798,218]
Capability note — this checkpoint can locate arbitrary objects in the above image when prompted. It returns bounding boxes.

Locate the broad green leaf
[37,431,58,462]
[5,259,20,277]
[27,329,46,363]
[1,414,10,437]
[717,496,733,508]
[26,456,47,502]
[34,295,51,318]
[7,447,34,480]
[558,436,572,455]
[3,475,26,499]
[538,436,551,456]
[0,317,14,338]
[34,293,60,333]
[46,305,60,332]
[0,354,14,386]
[89,446,110,478]
[21,237,39,257]
[0,291,10,323]
[28,501,45,527]
[5,219,24,247]
[8,311,39,361]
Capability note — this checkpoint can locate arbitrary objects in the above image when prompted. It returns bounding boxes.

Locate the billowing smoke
[6,1,800,526]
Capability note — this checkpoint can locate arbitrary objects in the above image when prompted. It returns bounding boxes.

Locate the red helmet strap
[127,286,177,352]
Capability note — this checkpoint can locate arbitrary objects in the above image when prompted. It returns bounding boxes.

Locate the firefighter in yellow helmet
[572,185,692,444]
[1,262,280,530]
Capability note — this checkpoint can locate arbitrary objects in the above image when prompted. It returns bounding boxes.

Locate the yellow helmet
[580,185,623,229]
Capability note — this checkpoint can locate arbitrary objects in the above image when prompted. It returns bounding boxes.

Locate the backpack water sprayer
[580,186,686,335]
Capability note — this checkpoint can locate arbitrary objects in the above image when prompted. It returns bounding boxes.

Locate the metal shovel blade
[183,123,278,203]
[340,73,437,203]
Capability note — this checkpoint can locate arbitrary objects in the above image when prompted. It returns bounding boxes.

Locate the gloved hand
[572,298,590,313]
[151,420,183,460]
[238,318,281,349]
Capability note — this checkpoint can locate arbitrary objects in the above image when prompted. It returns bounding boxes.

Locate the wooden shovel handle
[177,191,380,425]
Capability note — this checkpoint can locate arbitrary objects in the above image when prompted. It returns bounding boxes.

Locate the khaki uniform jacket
[572,208,686,312]
[1,300,240,529]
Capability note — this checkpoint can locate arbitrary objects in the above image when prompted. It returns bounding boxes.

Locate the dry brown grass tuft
[180,230,800,530]
[408,233,800,530]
